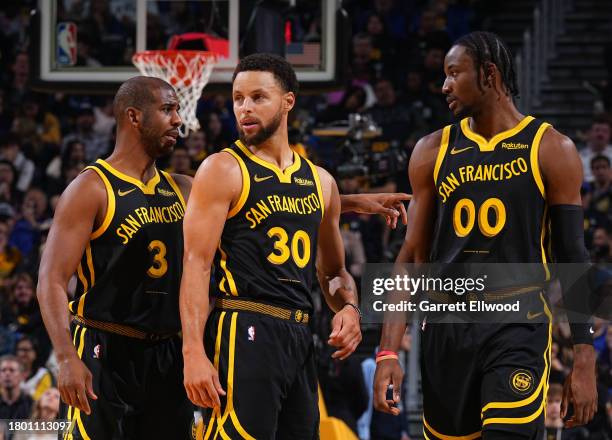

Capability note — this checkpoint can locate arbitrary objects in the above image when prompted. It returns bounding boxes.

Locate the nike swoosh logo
[526,311,543,320]
[450,146,474,155]
[117,188,137,197]
[254,175,273,183]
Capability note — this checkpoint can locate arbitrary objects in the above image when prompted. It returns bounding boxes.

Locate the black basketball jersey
[212,141,324,312]
[68,159,185,333]
[431,116,552,283]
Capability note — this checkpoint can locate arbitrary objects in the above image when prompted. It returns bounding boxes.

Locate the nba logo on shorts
[93,344,101,359]
[57,22,77,66]
[248,326,255,341]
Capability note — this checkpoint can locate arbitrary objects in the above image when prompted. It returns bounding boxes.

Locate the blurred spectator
[12,387,60,440]
[63,104,109,162]
[7,52,29,109]
[11,93,62,157]
[350,33,378,83]
[0,133,35,194]
[582,155,612,244]
[15,335,53,401]
[579,117,612,182]
[5,274,51,363]
[10,188,50,258]
[204,112,232,152]
[545,382,589,439]
[359,0,408,41]
[166,145,195,177]
[185,129,208,167]
[367,78,416,145]
[0,354,32,419]
[423,47,446,95]
[93,97,115,140]
[317,86,367,124]
[408,9,451,58]
[399,67,446,135]
[0,160,18,206]
[591,226,612,263]
[363,13,399,80]
[45,140,86,182]
[0,220,20,284]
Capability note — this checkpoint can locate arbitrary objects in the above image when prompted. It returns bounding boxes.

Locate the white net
[132,50,217,137]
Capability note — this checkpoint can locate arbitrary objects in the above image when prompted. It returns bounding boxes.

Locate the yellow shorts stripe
[422,416,481,440]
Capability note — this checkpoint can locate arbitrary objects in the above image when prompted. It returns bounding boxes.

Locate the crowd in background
[0,1,609,439]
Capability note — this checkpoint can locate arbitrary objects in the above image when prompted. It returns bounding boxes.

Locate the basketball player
[37,76,195,439]
[180,54,362,439]
[373,32,597,439]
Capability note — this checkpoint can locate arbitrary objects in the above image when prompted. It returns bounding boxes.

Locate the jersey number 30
[267,227,311,268]
[453,197,506,238]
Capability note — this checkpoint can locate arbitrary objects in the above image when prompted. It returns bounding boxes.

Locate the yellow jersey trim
[434,125,451,184]
[460,116,535,152]
[481,293,551,424]
[422,416,481,439]
[540,206,551,280]
[218,244,238,296]
[85,166,115,240]
[161,171,186,208]
[305,158,325,219]
[96,159,160,195]
[76,244,95,317]
[530,123,551,198]
[223,149,251,219]
[235,140,301,184]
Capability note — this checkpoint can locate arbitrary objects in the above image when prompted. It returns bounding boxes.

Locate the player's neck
[248,129,294,170]
[468,100,524,141]
[106,142,157,184]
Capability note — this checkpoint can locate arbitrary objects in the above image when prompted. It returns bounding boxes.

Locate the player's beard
[238,108,283,146]
[140,114,173,158]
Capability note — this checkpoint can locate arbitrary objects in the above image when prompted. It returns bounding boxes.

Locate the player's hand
[57,355,97,415]
[328,305,362,360]
[183,354,226,409]
[373,358,403,416]
[561,344,597,427]
[349,193,411,229]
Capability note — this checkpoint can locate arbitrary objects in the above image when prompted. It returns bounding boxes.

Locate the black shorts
[421,292,551,440]
[200,308,319,440]
[61,322,194,440]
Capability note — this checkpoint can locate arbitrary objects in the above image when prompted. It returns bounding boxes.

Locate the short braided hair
[454,31,519,97]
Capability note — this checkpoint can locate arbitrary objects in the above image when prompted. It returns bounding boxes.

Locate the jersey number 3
[453,197,506,238]
[147,240,168,278]
[267,227,311,268]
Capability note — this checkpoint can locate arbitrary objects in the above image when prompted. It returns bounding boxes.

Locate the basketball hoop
[132,50,217,137]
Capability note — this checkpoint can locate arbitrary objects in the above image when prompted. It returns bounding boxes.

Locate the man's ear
[284,92,296,112]
[481,62,496,88]
[126,107,141,127]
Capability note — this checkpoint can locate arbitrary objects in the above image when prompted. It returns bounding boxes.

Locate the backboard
[32,0,348,93]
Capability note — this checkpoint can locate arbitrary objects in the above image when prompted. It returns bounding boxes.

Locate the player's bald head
[113,76,175,123]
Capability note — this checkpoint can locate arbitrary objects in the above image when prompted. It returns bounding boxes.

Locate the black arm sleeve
[549,204,593,345]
